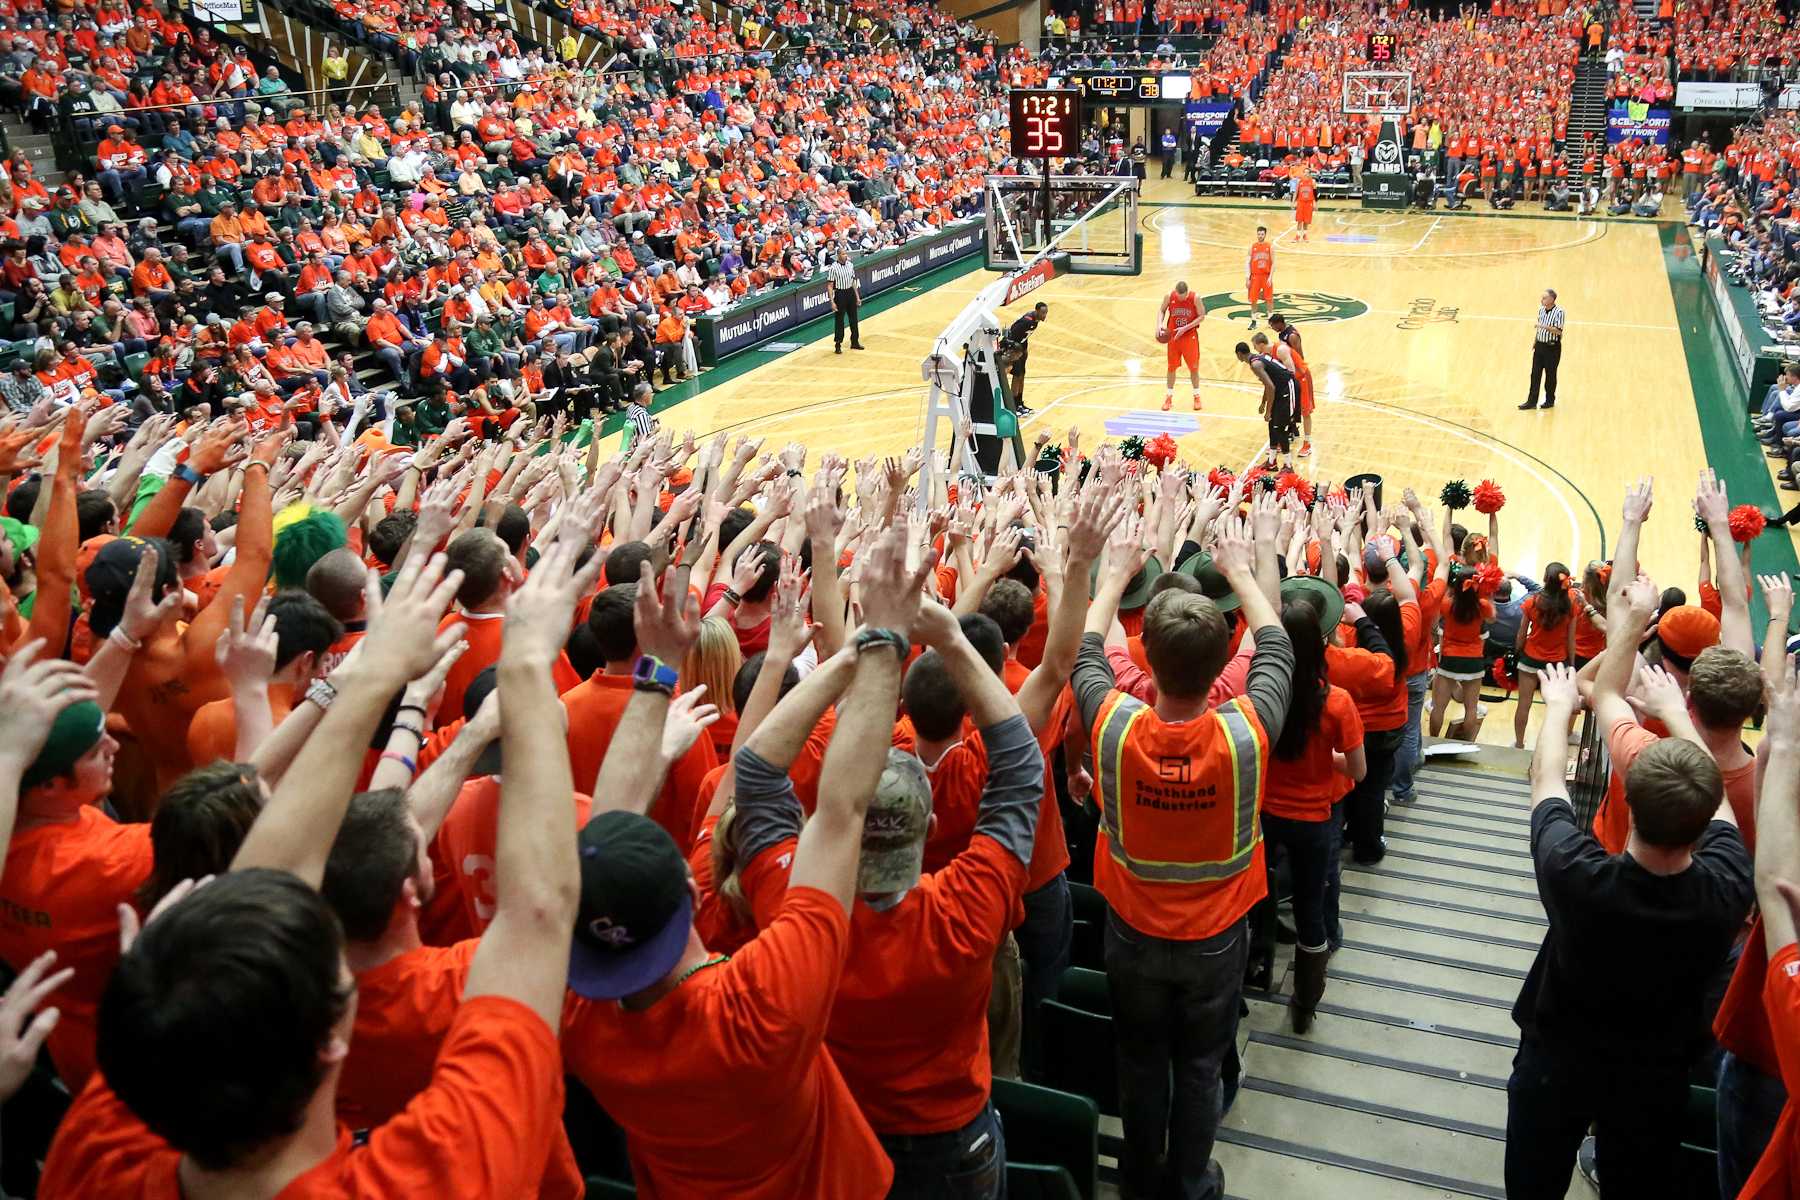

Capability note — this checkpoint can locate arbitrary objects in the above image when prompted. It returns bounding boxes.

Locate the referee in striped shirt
[1519,289,1565,410]
[624,381,656,450]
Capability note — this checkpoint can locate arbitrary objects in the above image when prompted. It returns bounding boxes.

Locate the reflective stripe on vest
[1093,693,1264,883]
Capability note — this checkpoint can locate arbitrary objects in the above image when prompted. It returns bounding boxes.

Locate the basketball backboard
[1343,70,1414,116]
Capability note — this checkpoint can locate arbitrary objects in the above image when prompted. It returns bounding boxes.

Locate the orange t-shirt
[1407,580,1446,677]
[0,807,152,1090]
[1263,686,1363,822]
[1343,599,1419,731]
[562,886,892,1198]
[1716,914,1781,1081]
[1592,716,1756,854]
[1737,942,1800,1198]
[1572,604,1607,660]
[186,682,294,765]
[743,837,1027,1134]
[338,939,583,1198]
[893,717,986,874]
[1027,688,1077,891]
[41,995,566,1198]
[437,611,580,730]
[433,777,593,935]
[560,672,718,847]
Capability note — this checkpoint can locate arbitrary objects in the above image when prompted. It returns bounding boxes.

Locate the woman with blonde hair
[681,615,742,759]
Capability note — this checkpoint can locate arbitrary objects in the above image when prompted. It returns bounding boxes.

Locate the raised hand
[0,427,43,475]
[215,596,279,690]
[636,557,703,662]
[858,524,937,636]
[0,641,98,771]
[359,552,467,685]
[730,545,769,596]
[1695,468,1729,529]
[1769,654,1800,751]
[1067,474,1129,562]
[116,545,181,643]
[1537,661,1580,709]
[1762,573,1794,626]
[504,533,602,669]
[0,950,75,1102]
[661,685,720,763]
[1249,488,1282,545]
[1629,662,1688,723]
[1622,476,1654,524]
[767,554,813,659]
[913,595,963,649]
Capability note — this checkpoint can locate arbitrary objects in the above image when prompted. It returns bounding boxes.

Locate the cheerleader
[1430,560,1501,741]
[1572,561,1609,669]
[1511,562,1577,748]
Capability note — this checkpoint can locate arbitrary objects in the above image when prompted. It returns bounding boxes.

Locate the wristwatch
[305,677,338,711]
[632,654,679,695]
[853,627,909,659]
[172,463,205,487]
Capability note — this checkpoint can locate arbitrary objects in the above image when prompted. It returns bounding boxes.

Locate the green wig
[270,504,348,591]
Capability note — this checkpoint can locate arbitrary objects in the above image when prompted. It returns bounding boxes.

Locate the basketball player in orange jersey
[1246,225,1274,331]
[1268,312,1314,456]
[1158,280,1205,412]
[1292,172,1316,241]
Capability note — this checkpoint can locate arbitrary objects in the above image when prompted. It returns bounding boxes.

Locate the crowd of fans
[1674,0,1800,80]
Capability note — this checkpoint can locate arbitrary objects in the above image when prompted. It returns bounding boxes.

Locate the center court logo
[1198,291,1368,324]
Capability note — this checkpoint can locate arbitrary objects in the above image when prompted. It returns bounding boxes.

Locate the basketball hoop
[1343,70,1414,116]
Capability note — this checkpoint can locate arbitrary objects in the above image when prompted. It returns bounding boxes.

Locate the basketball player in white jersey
[1158,280,1206,412]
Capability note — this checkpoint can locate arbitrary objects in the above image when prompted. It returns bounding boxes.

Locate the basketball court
[624,176,1790,749]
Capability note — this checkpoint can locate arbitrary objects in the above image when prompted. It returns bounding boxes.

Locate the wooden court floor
[631,177,1795,748]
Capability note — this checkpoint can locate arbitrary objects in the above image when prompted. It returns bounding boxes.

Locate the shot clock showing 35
[1009,89,1081,159]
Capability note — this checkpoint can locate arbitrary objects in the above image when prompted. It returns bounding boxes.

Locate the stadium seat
[991,1077,1099,1200]
[1056,966,1109,1015]
[1038,1000,1118,1114]
[1005,1162,1084,1200]
[1068,881,1106,970]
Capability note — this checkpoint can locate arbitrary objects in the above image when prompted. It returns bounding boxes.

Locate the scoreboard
[1366,31,1399,64]
[1009,89,1080,159]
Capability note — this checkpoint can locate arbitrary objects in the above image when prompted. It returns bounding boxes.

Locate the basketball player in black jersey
[1239,335,1299,471]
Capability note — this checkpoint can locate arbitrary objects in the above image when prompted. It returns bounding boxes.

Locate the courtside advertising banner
[1606,101,1671,146]
[698,220,985,362]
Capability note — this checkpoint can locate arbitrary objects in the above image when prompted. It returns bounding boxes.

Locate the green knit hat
[271,504,348,591]
[21,700,106,791]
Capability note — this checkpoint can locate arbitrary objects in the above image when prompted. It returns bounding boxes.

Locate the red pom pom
[1207,466,1236,492]
[1729,503,1767,544]
[1242,465,1271,494]
[1144,433,1179,470]
[1471,479,1506,515]
[1491,655,1517,692]
[1275,470,1315,506]
[1474,562,1504,598]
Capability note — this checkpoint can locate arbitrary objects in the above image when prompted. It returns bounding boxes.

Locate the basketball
[1155,326,1172,344]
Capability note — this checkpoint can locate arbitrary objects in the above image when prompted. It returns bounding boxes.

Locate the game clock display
[1366,31,1399,64]
[1009,89,1080,159]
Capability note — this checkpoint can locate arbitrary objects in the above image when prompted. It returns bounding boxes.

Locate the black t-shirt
[1512,800,1753,1070]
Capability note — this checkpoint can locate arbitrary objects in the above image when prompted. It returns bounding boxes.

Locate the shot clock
[1366,31,1399,64]
[1009,89,1081,159]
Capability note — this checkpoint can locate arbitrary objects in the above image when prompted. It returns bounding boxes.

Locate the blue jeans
[1346,727,1403,862]
[879,1101,1005,1199]
[1390,672,1430,801]
[1717,1049,1787,1199]
[1015,871,1072,1077]
[1260,812,1332,950]
[1104,911,1244,1200]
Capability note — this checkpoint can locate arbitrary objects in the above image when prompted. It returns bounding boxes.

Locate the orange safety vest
[1090,691,1268,940]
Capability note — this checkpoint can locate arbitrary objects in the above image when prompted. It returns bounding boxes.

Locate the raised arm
[182,435,280,678]
[0,643,99,864]
[461,532,598,1030]
[128,421,242,538]
[1759,655,1800,955]
[1592,572,1658,734]
[589,556,705,817]
[1696,470,1754,655]
[1530,662,1581,808]
[21,414,84,655]
[1019,476,1124,732]
[1761,574,1795,685]
[231,552,465,887]
[1608,477,1653,609]
[786,526,932,912]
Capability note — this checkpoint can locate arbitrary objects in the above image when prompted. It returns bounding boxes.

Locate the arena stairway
[1567,56,1613,157]
[1213,758,1538,1200]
